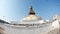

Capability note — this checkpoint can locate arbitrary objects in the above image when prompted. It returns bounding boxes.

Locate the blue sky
[0,0,60,22]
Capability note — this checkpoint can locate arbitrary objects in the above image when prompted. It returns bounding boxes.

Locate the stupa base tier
[0,23,51,34]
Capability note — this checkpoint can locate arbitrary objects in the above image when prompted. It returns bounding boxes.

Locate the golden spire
[29,6,35,15]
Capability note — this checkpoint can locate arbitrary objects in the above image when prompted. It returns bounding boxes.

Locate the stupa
[22,6,42,21]
[20,6,43,24]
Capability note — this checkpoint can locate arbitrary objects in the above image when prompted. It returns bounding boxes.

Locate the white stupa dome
[22,6,42,21]
[22,15,41,21]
